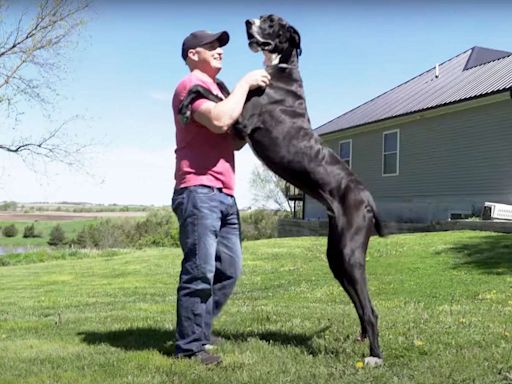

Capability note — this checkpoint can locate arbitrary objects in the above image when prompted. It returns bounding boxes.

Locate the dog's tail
[366,190,385,237]
[373,211,385,237]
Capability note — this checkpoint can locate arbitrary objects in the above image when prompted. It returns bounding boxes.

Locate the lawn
[1,231,511,383]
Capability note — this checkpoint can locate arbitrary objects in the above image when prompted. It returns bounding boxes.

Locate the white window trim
[339,139,352,169]
[382,129,400,176]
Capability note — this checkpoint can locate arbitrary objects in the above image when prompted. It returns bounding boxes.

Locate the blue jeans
[172,185,242,356]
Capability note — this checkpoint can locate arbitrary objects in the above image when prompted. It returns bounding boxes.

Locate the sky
[1,0,512,208]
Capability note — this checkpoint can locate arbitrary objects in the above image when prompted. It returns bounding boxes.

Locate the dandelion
[355,360,365,369]
[503,331,510,338]
[414,339,425,347]
[459,318,467,324]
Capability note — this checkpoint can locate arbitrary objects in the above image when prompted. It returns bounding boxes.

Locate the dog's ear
[287,25,301,55]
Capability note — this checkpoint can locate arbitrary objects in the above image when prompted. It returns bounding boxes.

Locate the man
[171,29,270,365]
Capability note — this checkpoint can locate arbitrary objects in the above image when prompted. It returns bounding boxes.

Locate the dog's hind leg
[326,216,368,340]
[326,214,382,363]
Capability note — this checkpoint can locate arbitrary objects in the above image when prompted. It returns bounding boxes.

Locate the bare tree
[249,164,292,212]
[0,0,90,167]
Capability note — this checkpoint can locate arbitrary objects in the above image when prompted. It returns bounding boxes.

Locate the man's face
[190,40,223,71]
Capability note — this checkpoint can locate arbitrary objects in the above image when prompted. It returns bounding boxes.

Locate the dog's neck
[263,51,281,66]
[263,49,299,70]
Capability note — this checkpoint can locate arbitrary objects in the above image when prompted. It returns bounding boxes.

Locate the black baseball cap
[181,30,230,61]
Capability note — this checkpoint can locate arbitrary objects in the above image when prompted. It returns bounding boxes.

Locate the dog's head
[245,15,301,65]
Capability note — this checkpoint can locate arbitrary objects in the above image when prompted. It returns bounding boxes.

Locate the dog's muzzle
[245,19,273,52]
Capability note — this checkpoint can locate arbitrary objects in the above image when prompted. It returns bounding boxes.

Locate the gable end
[463,46,512,70]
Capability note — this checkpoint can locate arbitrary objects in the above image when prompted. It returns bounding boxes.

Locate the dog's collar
[265,63,297,70]
[263,49,299,71]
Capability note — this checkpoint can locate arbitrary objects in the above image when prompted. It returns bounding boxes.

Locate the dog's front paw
[231,121,249,140]
[178,104,192,124]
[364,357,384,367]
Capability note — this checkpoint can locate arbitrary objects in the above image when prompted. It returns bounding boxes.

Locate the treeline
[1,209,291,249]
[71,210,180,248]
[65,210,179,248]
[0,200,153,213]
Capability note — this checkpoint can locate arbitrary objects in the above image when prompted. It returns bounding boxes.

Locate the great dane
[179,14,384,365]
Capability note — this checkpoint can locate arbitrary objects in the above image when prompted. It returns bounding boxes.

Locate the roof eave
[318,89,512,139]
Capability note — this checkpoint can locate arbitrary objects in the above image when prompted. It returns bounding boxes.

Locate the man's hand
[241,69,271,90]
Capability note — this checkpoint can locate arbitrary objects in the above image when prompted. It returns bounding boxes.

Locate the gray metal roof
[315,46,512,136]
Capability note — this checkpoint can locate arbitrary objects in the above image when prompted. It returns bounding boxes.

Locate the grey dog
[179,14,384,365]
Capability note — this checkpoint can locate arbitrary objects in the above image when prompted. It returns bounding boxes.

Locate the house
[304,46,512,223]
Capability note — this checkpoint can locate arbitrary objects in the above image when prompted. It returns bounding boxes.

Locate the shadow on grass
[215,325,331,356]
[78,325,332,356]
[78,328,176,355]
[448,233,512,275]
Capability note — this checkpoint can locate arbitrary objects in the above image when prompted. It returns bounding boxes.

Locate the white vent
[481,202,512,221]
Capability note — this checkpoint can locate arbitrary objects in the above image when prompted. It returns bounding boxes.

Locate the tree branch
[0,117,91,168]
[0,0,91,171]
[0,0,89,108]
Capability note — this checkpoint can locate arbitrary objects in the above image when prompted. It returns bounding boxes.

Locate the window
[339,139,352,168]
[382,130,399,176]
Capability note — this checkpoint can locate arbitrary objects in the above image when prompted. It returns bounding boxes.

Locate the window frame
[338,139,352,169]
[382,129,400,176]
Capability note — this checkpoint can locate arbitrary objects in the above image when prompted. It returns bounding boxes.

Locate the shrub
[73,227,94,248]
[131,209,180,248]
[23,223,36,238]
[2,224,19,238]
[70,209,180,249]
[23,223,43,238]
[48,224,66,246]
[240,209,290,241]
[72,219,133,249]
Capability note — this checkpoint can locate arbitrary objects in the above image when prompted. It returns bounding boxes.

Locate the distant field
[0,211,148,222]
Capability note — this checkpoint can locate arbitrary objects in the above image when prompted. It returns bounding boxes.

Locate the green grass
[1,231,511,383]
[0,248,127,267]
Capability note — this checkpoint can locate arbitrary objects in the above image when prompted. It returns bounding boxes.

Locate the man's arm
[193,70,270,134]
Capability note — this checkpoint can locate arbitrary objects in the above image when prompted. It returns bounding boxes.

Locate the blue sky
[1,0,512,207]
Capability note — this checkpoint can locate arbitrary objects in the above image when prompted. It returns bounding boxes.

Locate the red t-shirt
[172,72,236,196]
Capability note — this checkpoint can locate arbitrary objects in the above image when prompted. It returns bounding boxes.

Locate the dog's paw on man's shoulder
[231,121,249,140]
[179,107,192,124]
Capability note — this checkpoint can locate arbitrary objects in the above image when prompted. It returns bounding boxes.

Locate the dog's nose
[245,19,254,28]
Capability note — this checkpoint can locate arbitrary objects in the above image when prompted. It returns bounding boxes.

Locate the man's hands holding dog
[189,70,269,136]
[242,69,271,90]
